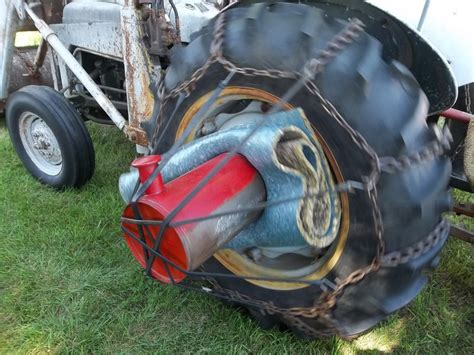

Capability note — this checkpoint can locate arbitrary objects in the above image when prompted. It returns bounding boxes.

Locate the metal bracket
[124,125,149,147]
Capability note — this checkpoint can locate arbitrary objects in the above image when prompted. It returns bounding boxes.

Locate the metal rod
[417,0,431,31]
[442,108,473,124]
[22,2,128,131]
[453,202,474,218]
[450,225,474,244]
[33,38,48,75]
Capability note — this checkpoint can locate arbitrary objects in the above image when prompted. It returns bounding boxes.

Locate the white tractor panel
[367,0,474,87]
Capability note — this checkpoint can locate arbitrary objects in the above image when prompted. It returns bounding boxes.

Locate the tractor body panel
[368,0,474,87]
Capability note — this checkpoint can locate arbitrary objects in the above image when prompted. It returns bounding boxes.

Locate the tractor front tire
[6,85,95,189]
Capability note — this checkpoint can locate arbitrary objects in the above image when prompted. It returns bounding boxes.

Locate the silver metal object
[417,0,431,31]
[0,0,19,100]
[22,2,128,131]
[120,4,155,132]
[51,22,123,60]
[18,111,63,175]
[165,0,220,42]
[63,0,122,24]
[174,167,265,271]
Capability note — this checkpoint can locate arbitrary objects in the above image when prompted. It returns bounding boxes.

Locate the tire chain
[150,11,451,337]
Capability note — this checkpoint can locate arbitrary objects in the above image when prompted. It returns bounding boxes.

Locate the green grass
[0,120,473,354]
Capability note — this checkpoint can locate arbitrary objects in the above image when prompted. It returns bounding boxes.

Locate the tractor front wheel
[6,85,95,189]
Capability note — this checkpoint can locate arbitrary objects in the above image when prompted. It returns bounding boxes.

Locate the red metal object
[442,108,473,124]
[122,154,265,284]
[132,155,164,195]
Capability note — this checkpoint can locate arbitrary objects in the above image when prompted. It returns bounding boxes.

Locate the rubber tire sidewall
[6,86,95,188]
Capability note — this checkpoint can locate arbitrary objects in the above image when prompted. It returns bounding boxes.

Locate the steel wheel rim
[18,112,63,176]
[176,86,349,290]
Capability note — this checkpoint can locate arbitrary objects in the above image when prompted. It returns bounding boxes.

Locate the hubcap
[18,112,63,176]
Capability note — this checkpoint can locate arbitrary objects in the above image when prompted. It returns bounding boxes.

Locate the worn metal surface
[63,1,122,24]
[165,0,220,42]
[23,3,128,131]
[443,108,474,124]
[453,202,474,218]
[51,22,123,59]
[450,225,474,244]
[0,0,19,100]
[145,8,180,56]
[14,0,63,31]
[121,4,155,145]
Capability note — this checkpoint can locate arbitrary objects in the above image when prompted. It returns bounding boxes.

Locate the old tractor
[1,0,473,338]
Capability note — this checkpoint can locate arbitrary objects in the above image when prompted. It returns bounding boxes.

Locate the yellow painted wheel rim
[176,86,349,290]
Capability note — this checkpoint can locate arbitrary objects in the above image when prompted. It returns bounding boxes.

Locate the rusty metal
[450,225,474,244]
[145,9,179,56]
[5,47,53,100]
[124,125,149,146]
[15,0,63,31]
[32,39,48,76]
[121,2,155,146]
[379,125,452,174]
[453,202,474,218]
[52,22,123,60]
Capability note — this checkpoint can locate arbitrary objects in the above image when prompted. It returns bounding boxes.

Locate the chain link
[380,125,452,174]
[381,219,449,267]
[147,11,451,337]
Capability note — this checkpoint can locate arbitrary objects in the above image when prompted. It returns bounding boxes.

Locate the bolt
[129,132,138,142]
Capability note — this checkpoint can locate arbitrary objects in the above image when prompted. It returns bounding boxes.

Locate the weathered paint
[0,0,19,100]
[121,4,155,145]
[51,22,124,60]
[23,3,128,131]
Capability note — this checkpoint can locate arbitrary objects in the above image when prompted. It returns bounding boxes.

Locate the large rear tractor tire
[153,3,451,338]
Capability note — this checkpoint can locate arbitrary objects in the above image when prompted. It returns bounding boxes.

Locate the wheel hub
[19,112,63,175]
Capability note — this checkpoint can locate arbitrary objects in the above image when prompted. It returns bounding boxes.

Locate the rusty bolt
[129,132,138,142]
